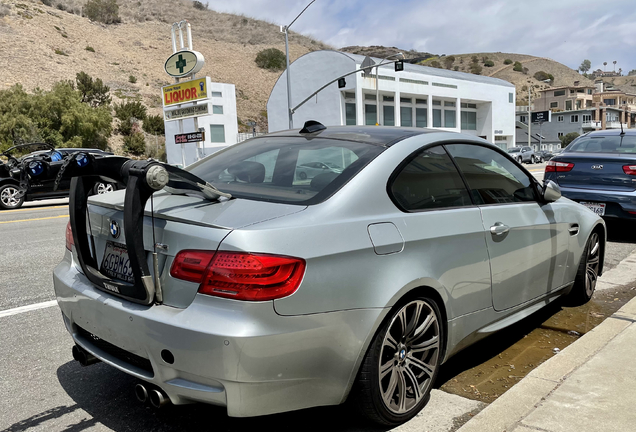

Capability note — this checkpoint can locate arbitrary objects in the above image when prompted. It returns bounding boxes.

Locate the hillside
[341,47,592,106]
[0,0,329,142]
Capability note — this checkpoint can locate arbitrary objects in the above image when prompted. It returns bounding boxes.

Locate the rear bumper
[53,250,385,417]
[545,179,636,219]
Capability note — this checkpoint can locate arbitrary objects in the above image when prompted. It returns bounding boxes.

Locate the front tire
[353,298,442,426]
[531,155,536,164]
[0,184,25,210]
[566,231,601,306]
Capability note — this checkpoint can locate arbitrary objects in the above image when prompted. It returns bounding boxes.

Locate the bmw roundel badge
[110,220,120,239]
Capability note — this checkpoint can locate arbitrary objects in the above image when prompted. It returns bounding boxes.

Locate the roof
[539,85,595,92]
[585,129,636,137]
[341,52,515,88]
[265,125,437,146]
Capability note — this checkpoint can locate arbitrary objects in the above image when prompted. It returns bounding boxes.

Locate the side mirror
[543,180,561,202]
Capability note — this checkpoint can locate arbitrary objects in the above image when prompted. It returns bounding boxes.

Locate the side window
[445,144,537,204]
[389,146,472,211]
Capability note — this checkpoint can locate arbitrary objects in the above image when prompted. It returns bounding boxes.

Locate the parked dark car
[507,146,538,164]
[535,150,552,162]
[544,130,636,220]
[0,143,116,210]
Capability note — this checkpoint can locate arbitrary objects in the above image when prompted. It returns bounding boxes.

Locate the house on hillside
[267,50,516,150]
[535,85,595,111]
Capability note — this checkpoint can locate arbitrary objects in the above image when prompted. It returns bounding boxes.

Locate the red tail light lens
[623,165,636,175]
[545,161,574,172]
[65,221,74,251]
[170,251,306,301]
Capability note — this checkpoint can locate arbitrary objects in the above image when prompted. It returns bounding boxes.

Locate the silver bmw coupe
[53,123,605,426]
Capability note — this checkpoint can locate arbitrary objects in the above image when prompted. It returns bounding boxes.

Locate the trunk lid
[552,152,636,192]
[84,190,306,308]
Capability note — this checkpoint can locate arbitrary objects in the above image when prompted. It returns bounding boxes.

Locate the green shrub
[513,61,523,72]
[54,48,67,56]
[128,75,137,83]
[560,132,580,148]
[118,117,133,135]
[453,66,459,71]
[113,100,146,122]
[83,0,120,24]
[123,132,146,155]
[533,71,553,81]
[429,60,442,68]
[255,48,286,71]
[142,114,164,135]
[471,55,479,64]
[484,60,495,67]
[193,1,206,10]
[75,71,111,107]
[470,64,482,75]
[41,0,53,5]
[85,46,95,52]
[504,59,513,65]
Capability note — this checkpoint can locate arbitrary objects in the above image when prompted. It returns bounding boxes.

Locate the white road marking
[0,300,58,318]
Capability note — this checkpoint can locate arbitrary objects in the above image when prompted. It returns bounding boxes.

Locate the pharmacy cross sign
[164,50,205,78]
[175,55,187,74]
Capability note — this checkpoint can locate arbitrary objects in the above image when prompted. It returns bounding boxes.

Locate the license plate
[101,241,134,283]
[580,201,606,216]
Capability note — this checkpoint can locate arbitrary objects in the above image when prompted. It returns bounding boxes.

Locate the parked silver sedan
[53,124,605,426]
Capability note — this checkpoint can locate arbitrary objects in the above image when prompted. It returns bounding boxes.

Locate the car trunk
[552,153,636,192]
[80,190,306,308]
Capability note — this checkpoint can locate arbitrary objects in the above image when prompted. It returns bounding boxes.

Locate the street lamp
[280,0,316,129]
[374,53,404,126]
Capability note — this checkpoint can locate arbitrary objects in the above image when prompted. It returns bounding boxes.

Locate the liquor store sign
[175,132,205,144]
[162,78,208,107]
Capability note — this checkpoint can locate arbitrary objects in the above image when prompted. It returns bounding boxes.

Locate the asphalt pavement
[1,196,636,432]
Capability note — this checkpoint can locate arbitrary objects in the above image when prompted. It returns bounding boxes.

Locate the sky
[205,0,636,74]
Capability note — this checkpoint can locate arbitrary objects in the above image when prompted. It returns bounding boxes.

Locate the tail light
[545,161,574,172]
[623,165,636,175]
[170,251,306,301]
[65,221,75,251]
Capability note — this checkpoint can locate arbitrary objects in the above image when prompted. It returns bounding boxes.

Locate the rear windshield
[188,137,384,205]
[567,135,636,153]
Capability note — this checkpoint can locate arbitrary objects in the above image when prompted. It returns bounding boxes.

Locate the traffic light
[338,77,346,88]
[394,60,404,72]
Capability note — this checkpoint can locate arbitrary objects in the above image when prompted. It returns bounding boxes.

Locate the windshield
[189,137,384,205]
[508,148,521,153]
[567,135,636,153]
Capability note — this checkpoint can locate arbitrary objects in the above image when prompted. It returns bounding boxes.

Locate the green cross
[175,54,187,73]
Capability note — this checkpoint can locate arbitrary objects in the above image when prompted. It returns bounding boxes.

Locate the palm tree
[603,62,607,71]
[613,60,617,72]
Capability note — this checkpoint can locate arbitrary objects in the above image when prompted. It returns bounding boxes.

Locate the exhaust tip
[135,384,148,403]
[149,389,170,409]
[72,345,100,367]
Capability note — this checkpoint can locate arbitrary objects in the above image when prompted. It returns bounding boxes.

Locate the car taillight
[545,161,574,172]
[170,251,306,301]
[623,165,636,175]
[65,221,74,251]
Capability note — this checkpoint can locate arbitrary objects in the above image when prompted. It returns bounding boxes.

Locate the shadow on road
[605,219,636,243]
[54,361,387,432]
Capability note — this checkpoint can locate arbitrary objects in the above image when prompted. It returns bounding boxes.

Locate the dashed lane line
[0,214,68,224]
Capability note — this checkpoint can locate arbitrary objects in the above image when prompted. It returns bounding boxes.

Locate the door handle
[490,222,510,236]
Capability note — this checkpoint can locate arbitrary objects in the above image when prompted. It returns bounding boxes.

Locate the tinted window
[446,144,537,204]
[508,147,520,153]
[567,135,636,153]
[390,146,472,211]
[189,137,383,205]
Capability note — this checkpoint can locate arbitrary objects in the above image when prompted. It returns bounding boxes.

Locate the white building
[268,51,516,149]
[164,78,238,166]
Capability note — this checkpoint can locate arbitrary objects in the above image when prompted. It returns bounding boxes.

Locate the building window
[557,115,564,122]
[570,115,579,123]
[400,97,412,104]
[554,90,566,97]
[211,91,222,98]
[383,95,394,102]
[209,125,225,143]
[345,103,356,125]
[383,105,395,126]
[444,101,456,107]
[401,106,413,127]
[364,94,376,101]
[432,82,457,89]
[461,102,477,109]
[570,89,575,94]
[557,132,564,138]
[433,109,442,127]
[212,105,223,114]
[576,100,582,109]
[550,102,559,108]
[494,136,507,141]
[509,93,514,103]
[416,108,427,127]
[587,89,593,95]
[343,92,355,99]
[519,115,527,123]
[604,98,616,106]
[365,104,377,125]
[565,100,572,110]
[444,109,456,128]
[415,98,427,105]
[399,78,428,85]
[582,114,591,123]
[461,111,477,130]
[432,100,442,106]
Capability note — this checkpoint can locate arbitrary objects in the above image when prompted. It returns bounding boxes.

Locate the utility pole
[528,87,532,148]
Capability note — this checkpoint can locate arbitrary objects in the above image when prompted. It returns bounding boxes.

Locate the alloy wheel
[379,300,440,415]
[96,183,114,194]
[585,232,600,297]
[1,186,21,208]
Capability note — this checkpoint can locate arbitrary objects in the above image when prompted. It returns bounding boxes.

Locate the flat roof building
[267,50,516,149]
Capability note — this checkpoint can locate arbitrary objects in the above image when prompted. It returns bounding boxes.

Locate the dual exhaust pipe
[72,345,170,409]
[135,383,170,409]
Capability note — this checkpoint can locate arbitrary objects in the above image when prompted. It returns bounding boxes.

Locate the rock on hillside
[0,0,329,135]
[341,45,436,62]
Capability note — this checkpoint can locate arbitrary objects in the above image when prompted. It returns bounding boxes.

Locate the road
[1,193,635,432]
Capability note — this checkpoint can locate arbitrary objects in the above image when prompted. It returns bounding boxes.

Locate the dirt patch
[437,285,636,403]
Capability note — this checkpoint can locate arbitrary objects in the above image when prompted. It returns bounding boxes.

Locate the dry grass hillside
[0,0,329,139]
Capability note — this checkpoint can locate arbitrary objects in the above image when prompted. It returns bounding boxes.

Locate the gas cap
[367,222,404,255]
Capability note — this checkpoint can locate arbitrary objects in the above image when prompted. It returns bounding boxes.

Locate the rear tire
[566,231,601,306]
[352,297,442,426]
[0,184,25,210]
[531,155,536,164]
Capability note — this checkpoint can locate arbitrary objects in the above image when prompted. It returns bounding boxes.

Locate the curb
[456,249,636,432]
